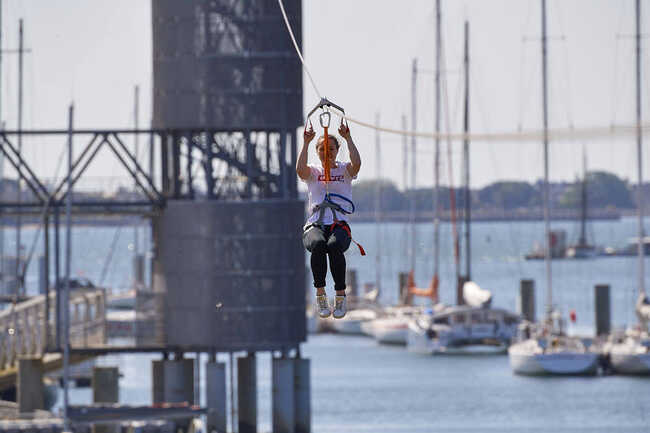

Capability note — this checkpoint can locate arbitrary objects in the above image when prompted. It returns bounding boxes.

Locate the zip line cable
[277,0,650,143]
[277,0,322,99]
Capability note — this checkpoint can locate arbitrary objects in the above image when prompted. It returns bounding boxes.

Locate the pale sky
[0,0,648,191]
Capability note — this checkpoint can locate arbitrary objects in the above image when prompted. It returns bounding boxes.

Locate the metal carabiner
[319,111,331,129]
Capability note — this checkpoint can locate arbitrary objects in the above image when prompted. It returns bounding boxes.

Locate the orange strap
[323,126,331,181]
[331,222,366,256]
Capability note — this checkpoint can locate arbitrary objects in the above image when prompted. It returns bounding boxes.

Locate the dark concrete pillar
[17,356,43,413]
[519,280,536,322]
[293,358,310,433]
[206,361,227,433]
[595,284,611,336]
[238,354,257,433]
[272,357,294,433]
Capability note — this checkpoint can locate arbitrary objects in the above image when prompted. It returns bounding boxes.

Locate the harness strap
[331,221,366,256]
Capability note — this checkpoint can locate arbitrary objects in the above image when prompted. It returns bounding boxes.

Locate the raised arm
[296,123,315,181]
[339,119,360,177]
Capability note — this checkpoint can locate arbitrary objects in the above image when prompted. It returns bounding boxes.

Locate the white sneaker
[333,295,347,319]
[316,294,331,318]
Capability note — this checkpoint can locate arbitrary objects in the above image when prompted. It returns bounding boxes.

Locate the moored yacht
[603,0,650,376]
[508,0,602,376]
[408,283,520,355]
[508,317,600,375]
[604,295,650,375]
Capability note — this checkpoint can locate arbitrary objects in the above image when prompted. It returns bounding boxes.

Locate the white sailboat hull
[407,316,512,355]
[610,353,650,374]
[607,338,650,374]
[330,319,364,335]
[330,309,377,336]
[509,342,599,375]
[368,318,409,345]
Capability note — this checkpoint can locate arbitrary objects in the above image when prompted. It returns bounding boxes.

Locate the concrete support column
[92,367,119,433]
[152,359,164,404]
[133,254,145,287]
[17,356,43,413]
[152,359,194,404]
[206,361,227,433]
[238,354,257,433]
[518,280,536,322]
[398,272,409,304]
[293,358,310,433]
[163,359,194,403]
[595,284,611,337]
[93,367,119,403]
[272,357,294,433]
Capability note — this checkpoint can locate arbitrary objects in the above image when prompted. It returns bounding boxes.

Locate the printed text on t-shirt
[318,175,344,182]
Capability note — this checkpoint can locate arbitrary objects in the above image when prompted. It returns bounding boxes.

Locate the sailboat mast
[579,148,587,246]
[402,114,408,272]
[433,0,441,280]
[375,112,382,294]
[463,20,470,280]
[635,0,645,295]
[541,0,552,316]
[410,59,417,274]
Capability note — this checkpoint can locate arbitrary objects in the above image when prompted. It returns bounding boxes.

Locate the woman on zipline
[297,119,361,319]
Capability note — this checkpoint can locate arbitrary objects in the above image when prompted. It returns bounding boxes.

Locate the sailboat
[603,0,650,375]
[407,18,521,355]
[508,0,599,375]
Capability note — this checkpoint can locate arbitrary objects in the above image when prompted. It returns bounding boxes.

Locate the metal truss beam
[0,127,297,215]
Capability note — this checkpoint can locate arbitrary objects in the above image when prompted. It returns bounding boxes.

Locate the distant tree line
[350,171,649,212]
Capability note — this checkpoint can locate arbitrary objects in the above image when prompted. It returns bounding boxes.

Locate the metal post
[63,103,74,433]
[44,213,50,348]
[134,85,140,268]
[55,206,60,349]
[16,19,23,294]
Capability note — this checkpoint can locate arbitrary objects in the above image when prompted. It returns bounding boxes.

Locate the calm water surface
[15,217,649,431]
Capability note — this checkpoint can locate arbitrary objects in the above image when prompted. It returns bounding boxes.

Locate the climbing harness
[305,192,366,256]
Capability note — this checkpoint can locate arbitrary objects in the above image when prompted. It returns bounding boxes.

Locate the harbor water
[12,216,650,431]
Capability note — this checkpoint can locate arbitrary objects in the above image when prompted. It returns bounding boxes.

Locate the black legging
[302,222,352,291]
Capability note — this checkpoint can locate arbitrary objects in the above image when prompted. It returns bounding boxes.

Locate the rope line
[341,117,650,142]
[277,0,322,98]
[277,0,650,143]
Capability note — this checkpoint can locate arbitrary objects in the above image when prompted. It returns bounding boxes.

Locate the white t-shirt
[302,161,357,225]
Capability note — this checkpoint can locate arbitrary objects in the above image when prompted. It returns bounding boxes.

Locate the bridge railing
[0,289,106,370]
